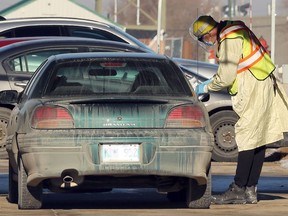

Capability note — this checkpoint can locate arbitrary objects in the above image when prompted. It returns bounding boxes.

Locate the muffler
[59,169,84,188]
[63,175,74,184]
[61,175,78,188]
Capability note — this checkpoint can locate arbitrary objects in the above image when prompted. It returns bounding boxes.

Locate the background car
[0,16,215,72]
[0,16,152,52]
[2,52,213,209]
[0,37,150,159]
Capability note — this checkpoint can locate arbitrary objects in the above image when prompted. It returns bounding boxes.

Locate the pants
[234,146,266,187]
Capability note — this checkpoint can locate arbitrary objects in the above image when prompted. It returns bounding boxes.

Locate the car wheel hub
[214,123,237,152]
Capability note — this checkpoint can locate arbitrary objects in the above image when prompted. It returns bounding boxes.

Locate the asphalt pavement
[0,152,287,216]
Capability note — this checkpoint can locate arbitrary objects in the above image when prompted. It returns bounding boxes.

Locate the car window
[7,48,78,73]
[42,58,190,97]
[0,30,13,38]
[66,26,127,43]
[0,26,62,38]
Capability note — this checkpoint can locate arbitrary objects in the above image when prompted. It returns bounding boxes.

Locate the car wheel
[18,158,43,209]
[186,164,211,209]
[8,161,18,203]
[0,107,11,159]
[210,110,239,162]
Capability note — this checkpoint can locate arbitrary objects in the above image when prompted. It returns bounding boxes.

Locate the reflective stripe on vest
[220,24,267,74]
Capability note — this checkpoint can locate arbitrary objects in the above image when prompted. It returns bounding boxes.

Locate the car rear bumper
[15,128,213,187]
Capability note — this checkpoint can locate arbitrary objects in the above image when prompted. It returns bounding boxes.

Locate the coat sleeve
[207,38,242,92]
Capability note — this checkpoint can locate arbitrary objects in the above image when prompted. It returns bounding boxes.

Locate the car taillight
[165,105,206,128]
[31,106,74,129]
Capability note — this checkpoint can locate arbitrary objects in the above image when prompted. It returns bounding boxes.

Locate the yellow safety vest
[218,21,275,95]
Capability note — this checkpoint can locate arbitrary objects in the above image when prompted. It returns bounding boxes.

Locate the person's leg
[234,149,255,187]
[245,146,266,204]
[247,146,266,186]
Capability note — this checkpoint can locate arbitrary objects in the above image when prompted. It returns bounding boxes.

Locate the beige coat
[207,38,288,152]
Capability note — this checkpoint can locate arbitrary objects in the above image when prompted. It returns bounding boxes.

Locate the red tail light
[165,105,206,128]
[31,106,74,129]
[100,62,126,67]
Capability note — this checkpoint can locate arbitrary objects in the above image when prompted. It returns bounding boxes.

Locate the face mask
[203,40,214,46]
[198,35,217,52]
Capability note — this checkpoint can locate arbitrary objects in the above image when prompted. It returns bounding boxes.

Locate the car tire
[18,158,43,209]
[8,161,18,203]
[210,110,239,162]
[0,107,11,159]
[186,164,211,209]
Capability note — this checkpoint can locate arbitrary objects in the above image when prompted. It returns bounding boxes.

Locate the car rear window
[43,58,191,97]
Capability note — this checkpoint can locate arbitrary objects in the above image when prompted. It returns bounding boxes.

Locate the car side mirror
[199,93,210,102]
[0,90,19,104]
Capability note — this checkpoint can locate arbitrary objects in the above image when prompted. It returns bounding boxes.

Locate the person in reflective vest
[190,15,288,205]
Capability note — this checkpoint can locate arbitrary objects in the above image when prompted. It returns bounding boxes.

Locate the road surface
[0,157,287,216]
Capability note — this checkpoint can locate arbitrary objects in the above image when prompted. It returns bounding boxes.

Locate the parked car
[2,52,214,209]
[0,17,208,69]
[0,16,152,52]
[0,37,151,159]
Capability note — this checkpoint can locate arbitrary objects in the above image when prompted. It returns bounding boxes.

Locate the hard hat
[189,15,217,39]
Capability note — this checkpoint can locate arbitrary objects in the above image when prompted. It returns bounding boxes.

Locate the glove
[195,79,212,96]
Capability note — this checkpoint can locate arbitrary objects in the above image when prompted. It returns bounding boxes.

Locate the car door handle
[14,81,28,87]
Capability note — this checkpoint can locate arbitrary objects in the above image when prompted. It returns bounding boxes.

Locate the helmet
[189,15,217,39]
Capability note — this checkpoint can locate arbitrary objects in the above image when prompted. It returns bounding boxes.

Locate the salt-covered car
[2,52,214,209]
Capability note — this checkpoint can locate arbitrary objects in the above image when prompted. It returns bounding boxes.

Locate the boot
[245,186,257,204]
[211,182,246,204]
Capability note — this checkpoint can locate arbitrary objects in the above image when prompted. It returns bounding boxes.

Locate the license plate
[100,144,141,163]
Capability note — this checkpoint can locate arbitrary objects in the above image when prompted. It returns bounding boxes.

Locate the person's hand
[195,79,212,96]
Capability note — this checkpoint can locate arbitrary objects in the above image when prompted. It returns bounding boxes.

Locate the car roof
[0,17,114,29]
[0,37,151,58]
[0,17,153,52]
[49,52,166,62]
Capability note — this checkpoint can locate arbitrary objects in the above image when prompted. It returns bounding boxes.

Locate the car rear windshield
[43,57,192,97]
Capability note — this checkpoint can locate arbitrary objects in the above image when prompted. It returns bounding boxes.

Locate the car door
[3,48,80,92]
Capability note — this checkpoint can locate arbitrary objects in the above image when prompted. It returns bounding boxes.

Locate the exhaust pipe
[60,169,83,188]
[63,175,74,184]
[61,175,78,188]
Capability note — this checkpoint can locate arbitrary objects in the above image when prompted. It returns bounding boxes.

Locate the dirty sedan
[3,52,214,209]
